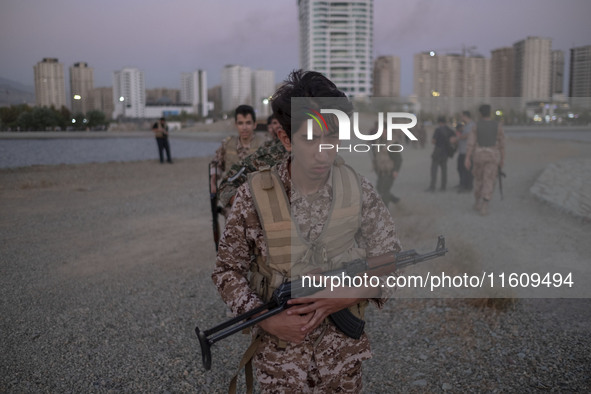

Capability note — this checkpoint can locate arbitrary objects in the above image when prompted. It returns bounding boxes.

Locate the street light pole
[119,96,125,121]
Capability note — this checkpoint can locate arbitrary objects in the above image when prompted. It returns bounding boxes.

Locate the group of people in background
[426,105,506,216]
[200,102,506,219]
[156,99,505,219]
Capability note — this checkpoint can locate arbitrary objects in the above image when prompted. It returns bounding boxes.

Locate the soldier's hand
[464,157,471,170]
[287,296,363,335]
[258,309,312,344]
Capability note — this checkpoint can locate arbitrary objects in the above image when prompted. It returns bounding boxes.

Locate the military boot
[473,198,482,211]
[480,199,489,216]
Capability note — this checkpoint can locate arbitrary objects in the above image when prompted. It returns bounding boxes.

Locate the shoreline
[1,124,590,141]
[2,131,590,171]
[0,129,235,140]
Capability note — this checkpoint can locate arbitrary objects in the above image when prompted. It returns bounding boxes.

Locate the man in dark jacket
[426,116,456,192]
[152,117,172,163]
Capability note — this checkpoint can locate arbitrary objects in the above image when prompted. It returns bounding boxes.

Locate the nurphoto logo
[306,109,418,153]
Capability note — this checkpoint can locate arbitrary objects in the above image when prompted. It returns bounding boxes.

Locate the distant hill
[0,77,35,106]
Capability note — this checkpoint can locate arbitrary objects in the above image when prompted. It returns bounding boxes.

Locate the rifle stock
[196,236,448,370]
[208,162,220,251]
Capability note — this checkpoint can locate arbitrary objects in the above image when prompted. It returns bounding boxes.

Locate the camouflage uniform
[217,139,287,209]
[210,134,265,181]
[466,120,506,204]
[372,141,403,206]
[212,158,401,392]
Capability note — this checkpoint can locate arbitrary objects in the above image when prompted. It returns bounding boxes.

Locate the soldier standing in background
[465,104,506,216]
[266,113,282,141]
[457,111,474,192]
[216,136,287,210]
[373,125,403,206]
[209,105,264,196]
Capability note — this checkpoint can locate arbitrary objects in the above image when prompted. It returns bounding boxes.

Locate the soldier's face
[235,114,255,140]
[269,118,281,137]
[281,121,339,185]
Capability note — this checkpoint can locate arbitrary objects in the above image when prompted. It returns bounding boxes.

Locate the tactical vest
[228,160,368,394]
[224,134,264,171]
[247,158,368,320]
[476,120,499,148]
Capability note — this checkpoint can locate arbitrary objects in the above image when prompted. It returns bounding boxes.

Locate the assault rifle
[195,236,448,370]
[208,162,221,251]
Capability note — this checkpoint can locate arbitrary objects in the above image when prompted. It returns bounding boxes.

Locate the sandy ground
[1,134,590,392]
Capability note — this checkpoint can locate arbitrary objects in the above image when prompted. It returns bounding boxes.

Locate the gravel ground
[1,134,590,393]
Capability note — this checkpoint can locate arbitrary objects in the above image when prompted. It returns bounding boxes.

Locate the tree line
[0,104,108,131]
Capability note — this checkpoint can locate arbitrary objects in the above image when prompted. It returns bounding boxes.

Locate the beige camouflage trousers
[252,322,369,393]
[471,147,500,201]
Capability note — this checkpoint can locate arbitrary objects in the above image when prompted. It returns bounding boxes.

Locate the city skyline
[2,0,590,96]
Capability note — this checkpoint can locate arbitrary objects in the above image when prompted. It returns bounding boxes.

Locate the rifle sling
[228,335,261,394]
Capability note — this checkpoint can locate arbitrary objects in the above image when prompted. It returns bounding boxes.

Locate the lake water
[0,137,219,169]
[1,127,590,169]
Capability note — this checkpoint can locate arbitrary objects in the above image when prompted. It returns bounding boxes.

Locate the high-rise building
[298,0,373,96]
[34,58,67,109]
[550,50,565,96]
[414,52,463,99]
[70,62,94,114]
[569,45,591,99]
[180,70,208,117]
[413,52,489,98]
[208,85,222,118]
[490,47,514,98]
[89,87,114,120]
[373,56,400,97]
[112,67,145,119]
[513,37,552,102]
[413,51,490,114]
[251,69,275,118]
[462,56,490,98]
[221,65,251,113]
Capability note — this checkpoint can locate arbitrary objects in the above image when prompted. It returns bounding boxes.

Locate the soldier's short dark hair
[235,104,256,123]
[437,115,447,124]
[462,111,471,118]
[271,69,351,140]
[479,104,492,117]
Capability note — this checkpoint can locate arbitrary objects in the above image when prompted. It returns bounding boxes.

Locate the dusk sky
[2,0,590,96]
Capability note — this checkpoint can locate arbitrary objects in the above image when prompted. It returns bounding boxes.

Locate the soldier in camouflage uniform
[210,104,265,195]
[266,113,282,141]
[464,104,506,216]
[217,138,287,209]
[372,123,403,206]
[212,70,401,392]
